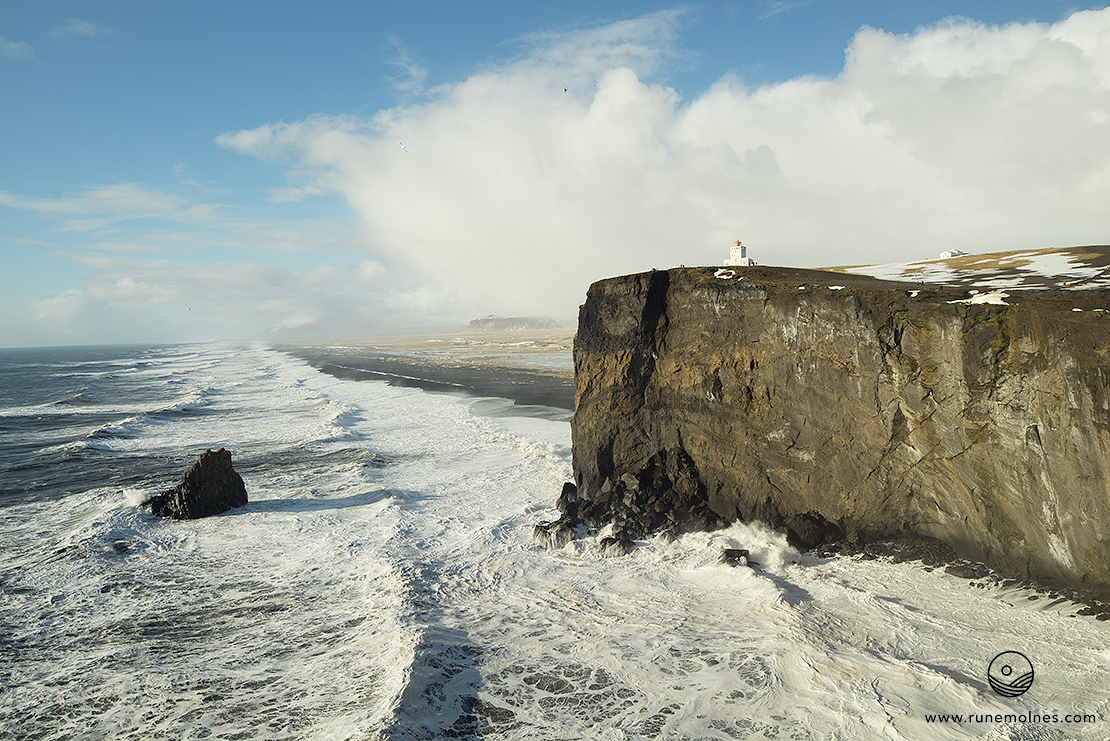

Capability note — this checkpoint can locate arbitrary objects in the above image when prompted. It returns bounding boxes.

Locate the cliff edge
[559,258,1110,600]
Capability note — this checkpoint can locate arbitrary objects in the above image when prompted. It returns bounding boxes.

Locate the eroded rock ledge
[557,265,1110,600]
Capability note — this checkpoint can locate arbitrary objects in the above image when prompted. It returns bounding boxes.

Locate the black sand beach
[288,344,575,414]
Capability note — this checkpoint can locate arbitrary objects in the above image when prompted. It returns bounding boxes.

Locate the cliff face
[563,266,1110,599]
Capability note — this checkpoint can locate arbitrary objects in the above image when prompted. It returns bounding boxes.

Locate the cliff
[559,261,1110,600]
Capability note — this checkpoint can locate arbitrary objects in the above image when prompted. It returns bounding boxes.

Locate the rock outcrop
[145,448,248,519]
[560,264,1110,600]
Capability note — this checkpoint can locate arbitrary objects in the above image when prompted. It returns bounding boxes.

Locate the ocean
[1,341,1107,740]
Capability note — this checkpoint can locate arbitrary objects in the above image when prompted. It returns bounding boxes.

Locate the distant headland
[465,315,561,333]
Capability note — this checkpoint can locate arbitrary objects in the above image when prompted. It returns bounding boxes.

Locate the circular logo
[988,651,1034,697]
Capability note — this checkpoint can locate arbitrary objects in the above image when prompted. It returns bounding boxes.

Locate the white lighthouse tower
[724,240,754,267]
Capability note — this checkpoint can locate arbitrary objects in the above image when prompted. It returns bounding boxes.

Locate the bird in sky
[399,141,407,152]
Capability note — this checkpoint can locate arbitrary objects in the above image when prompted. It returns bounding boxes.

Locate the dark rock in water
[599,535,635,557]
[944,562,991,580]
[533,519,579,550]
[555,455,726,540]
[719,548,750,567]
[816,537,959,568]
[555,481,578,518]
[144,448,248,519]
[654,529,678,543]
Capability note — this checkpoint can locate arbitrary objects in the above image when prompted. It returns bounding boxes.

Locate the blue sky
[2,1,1107,346]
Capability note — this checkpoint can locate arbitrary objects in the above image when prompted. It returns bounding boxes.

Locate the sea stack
[145,448,248,519]
[559,259,1110,601]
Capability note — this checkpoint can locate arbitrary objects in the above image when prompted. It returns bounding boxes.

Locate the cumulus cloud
[1,36,33,59]
[217,8,1110,325]
[9,8,1110,346]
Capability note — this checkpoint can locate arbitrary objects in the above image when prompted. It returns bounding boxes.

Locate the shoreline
[285,340,575,416]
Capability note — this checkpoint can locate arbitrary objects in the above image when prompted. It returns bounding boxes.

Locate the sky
[2,1,1109,347]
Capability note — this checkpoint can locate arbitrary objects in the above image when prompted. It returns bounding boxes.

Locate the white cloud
[86,275,181,305]
[9,8,1110,347]
[1,36,32,59]
[83,241,180,255]
[32,289,85,325]
[357,259,385,283]
[511,9,685,82]
[0,183,218,232]
[0,183,364,259]
[9,237,56,247]
[216,8,1110,325]
[759,1,816,21]
[0,181,392,345]
[50,18,115,39]
[16,250,397,345]
[387,35,429,95]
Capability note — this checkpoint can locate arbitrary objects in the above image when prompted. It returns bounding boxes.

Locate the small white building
[724,240,754,266]
[940,249,969,259]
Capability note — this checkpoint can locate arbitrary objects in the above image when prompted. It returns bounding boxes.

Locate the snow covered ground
[834,245,1110,291]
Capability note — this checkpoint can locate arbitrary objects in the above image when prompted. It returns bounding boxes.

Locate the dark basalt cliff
[560,265,1110,599]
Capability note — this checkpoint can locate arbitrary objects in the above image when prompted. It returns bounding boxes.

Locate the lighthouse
[724,240,754,267]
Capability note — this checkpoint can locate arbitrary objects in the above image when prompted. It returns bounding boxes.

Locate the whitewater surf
[1,342,1106,740]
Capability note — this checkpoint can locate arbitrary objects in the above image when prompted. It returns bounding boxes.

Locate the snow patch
[840,246,1110,291]
[948,290,1010,305]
